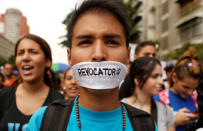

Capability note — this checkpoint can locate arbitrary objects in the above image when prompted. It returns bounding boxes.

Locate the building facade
[0,8,29,43]
[126,0,160,42]
[176,0,203,45]
[0,34,14,59]
[126,0,203,58]
[158,0,203,56]
[0,8,29,59]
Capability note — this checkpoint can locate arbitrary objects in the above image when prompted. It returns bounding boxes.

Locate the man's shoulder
[27,106,48,130]
[39,99,74,131]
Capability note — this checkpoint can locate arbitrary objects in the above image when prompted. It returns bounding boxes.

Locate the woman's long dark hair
[122,57,161,98]
[122,57,161,123]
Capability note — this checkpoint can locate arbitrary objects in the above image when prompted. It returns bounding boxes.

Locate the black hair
[135,41,156,55]
[67,0,129,48]
[122,57,161,98]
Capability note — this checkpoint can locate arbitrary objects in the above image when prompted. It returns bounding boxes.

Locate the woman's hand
[175,108,199,126]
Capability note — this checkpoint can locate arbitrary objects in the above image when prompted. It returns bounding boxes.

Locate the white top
[155,101,174,131]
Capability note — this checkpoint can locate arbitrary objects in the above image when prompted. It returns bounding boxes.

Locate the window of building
[162,1,168,16]
[161,36,168,49]
[179,18,203,42]
[162,18,169,32]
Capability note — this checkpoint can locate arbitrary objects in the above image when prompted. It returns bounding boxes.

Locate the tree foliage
[0,57,7,66]
[163,42,203,65]
[122,0,140,43]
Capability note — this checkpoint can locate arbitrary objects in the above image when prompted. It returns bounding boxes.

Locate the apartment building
[158,0,203,56]
[0,34,14,59]
[0,8,29,43]
[0,8,29,59]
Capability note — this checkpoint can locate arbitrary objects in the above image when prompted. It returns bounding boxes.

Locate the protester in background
[27,0,156,130]
[122,57,175,131]
[134,41,156,59]
[0,72,5,89]
[3,62,17,87]
[154,47,201,131]
[0,34,64,131]
[119,41,157,100]
[61,68,80,100]
[163,60,176,89]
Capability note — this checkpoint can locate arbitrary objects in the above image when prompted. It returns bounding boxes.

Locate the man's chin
[85,88,117,95]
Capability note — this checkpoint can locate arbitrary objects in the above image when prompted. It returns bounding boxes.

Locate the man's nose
[91,40,107,62]
[149,54,155,58]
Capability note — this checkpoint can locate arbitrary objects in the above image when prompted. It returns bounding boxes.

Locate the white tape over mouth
[72,61,128,90]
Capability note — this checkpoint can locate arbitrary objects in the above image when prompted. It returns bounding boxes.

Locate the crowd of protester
[0,0,202,131]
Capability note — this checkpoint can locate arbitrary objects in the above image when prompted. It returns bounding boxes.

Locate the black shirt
[0,87,64,131]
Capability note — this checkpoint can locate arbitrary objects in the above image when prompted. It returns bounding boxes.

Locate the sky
[0,0,83,64]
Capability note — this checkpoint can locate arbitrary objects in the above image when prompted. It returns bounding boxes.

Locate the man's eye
[78,40,92,45]
[144,53,150,56]
[106,40,120,45]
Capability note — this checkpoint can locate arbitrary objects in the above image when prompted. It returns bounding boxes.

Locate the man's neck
[78,87,121,111]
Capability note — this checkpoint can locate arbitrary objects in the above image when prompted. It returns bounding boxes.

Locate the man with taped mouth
[27,0,157,130]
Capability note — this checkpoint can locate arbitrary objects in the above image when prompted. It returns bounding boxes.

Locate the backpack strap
[123,103,155,131]
[40,99,74,131]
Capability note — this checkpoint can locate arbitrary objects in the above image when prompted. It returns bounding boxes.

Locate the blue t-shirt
[153,89,197,131]
[27,99,135,131]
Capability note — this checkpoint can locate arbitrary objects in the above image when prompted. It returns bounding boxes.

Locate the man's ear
[67,48,72,66]
[171,72,178,83]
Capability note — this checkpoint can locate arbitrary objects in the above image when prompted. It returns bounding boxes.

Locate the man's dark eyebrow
[103,34,121,39]
[76,35,93,39]
[75,34,122,39]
